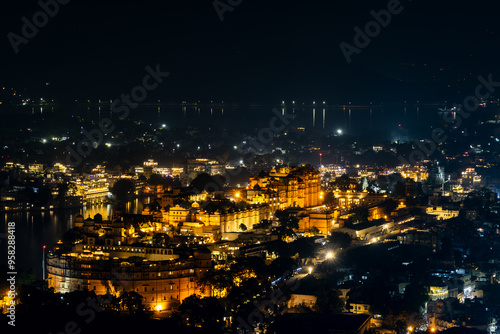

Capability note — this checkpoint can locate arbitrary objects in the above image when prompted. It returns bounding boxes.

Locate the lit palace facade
[46,246,212,311]
[160,202,271,233]
[248,166,322,209]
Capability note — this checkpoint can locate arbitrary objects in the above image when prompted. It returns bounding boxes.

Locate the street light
[42,245,46,280]
[326,252,334,259]
[308,267,313,274]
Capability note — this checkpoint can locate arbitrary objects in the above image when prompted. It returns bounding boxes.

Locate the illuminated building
[299,208,340,235]
[144,184,164,195]
[75,178,109,204]
[426,206,459,220]
[337,219,394,241]
[399,229,441,253]
[49,214,212,310]
[399,165,429,182]
[28,163,44,174]
[287,294,317,309]
[162,202,271,236]
[187,159,225,177]
[144,159,158,168]
[349,303,371,315]
[73,165,111,204]
[330,189,387,209]
[171,167,184,178]
[46,248,212,311]
[461,167,482,190]
[429,284,449,301]
[249,165,321,209]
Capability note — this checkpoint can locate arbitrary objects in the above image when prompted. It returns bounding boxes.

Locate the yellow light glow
[155,304,162,311]
[326,252,334,259]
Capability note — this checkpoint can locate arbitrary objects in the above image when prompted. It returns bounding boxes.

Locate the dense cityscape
[1,1,500,334]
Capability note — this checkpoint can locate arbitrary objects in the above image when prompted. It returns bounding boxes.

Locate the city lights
[2,2,498,332]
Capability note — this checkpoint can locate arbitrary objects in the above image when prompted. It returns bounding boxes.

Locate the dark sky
[1,0,499,103]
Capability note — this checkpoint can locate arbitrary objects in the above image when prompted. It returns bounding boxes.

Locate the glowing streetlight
[42,245,46,280]
[308,267,313,274]
[337,129,343,135]
[326,252,334,259]
[155,304,162,311]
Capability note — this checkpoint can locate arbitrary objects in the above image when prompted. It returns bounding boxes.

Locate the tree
[178,295,225,329]
[148,174,165,185]
[331,174,354,191]
[288,304,313,313]
[267,257,297,279]
[288,238,317,258]
[383,311,410,331]
[226,278,264,310]
[309,226,320,235]
[152,233,169,247]
[314,289,344,314]
[381,199,398,214]
[112,179,134,201]
[119,291,150,317]
[63,227,84,243]
[239,223,247,231]
[190,173,225,194]
[403,281,429,313]
[329,232,352,250]
[274,210,299,241]
[198,268,234,297]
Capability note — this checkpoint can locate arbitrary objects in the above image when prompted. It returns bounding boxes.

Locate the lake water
[0,198,146,280]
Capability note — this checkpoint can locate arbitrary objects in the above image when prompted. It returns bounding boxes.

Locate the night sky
[1,0,499,103]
